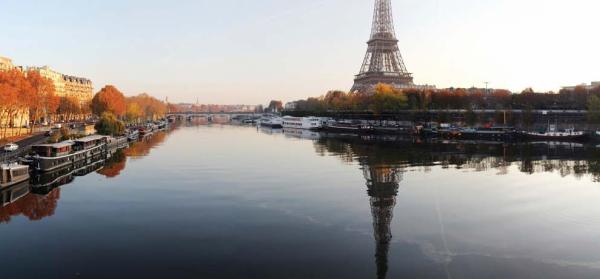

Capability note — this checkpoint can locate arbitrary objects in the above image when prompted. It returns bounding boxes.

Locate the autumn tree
[91,85,126,117]
[26,70,59,133]
[267,100,283,112]
[57,97,81,122]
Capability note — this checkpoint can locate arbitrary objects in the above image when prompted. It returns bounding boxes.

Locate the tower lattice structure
[351,0,413,93]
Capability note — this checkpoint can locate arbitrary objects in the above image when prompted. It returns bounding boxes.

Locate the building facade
[0,56,15,71]
[62,75,93,106]
[28,66,93,105]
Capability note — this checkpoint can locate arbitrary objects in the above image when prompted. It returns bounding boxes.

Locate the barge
[31,135,108,172]
[0,163,30,188]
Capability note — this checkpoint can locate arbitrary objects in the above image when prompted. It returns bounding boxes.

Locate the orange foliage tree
[26,70,59,133]
[91,85,126,117]
[125,93,167,123]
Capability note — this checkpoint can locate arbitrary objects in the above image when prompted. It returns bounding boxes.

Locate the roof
[75,135,106,143]
[33,141,74,149]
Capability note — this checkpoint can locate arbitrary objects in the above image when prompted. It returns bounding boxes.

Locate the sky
[1,0,599,104]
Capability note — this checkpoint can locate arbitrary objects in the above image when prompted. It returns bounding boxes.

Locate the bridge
[166,112,260,122]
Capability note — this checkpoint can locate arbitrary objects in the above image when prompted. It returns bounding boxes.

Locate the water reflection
[0,181,60,223]
[313,133,600,182]
[310,132,600,278]
[0,127,175,224]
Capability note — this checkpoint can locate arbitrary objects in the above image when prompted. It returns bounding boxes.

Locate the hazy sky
[1,0,599,104]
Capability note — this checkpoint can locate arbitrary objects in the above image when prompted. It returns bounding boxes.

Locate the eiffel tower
[363,165,402,279]
[351,0,414,93]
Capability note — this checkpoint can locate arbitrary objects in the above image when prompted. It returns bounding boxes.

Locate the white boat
[259,115,283,129]
[282,116,326,130]
[1,163,30,188]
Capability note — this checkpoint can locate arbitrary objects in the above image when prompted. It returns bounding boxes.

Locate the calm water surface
[3,124,600,278]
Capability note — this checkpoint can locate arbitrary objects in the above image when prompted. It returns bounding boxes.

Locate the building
[284,102,297,111]
[562,81,600,92]
[62,75,93,106]
[0,56,15,71]
[28,66,93,105]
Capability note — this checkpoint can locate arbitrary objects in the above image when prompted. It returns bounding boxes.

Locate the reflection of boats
[259,115,283,129]
[282,116,325,130]
[259,126,283,135]
[1,163,29,188]
[1,180,30,207]
[31,155,106,193]
[283,128,321,140]
[31,135,108,172]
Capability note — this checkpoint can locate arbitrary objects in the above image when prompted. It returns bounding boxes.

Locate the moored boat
[324,121,374,134]
[282,116,326,130]
[0,163,30,188]
[522,128,588,141]
[259,115,283,129]
[31,135,108,172]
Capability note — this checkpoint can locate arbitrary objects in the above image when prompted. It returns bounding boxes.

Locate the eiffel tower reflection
[361,162,402,279]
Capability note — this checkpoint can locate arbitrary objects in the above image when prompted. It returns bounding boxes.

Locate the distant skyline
[2,0,599,104]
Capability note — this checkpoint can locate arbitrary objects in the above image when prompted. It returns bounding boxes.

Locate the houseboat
[0,163,30,188]
[107,136,129,150]
[259,115,283,129]
[31,135,108,172]
[282,116,326,130]
[522,127,587,141]
[324,120,374,134]
[127,129,140,141]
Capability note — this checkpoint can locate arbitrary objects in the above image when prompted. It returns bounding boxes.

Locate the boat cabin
[32,142,73,157]
[73,135,108,151]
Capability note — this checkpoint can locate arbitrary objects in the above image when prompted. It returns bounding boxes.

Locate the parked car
[3,143,19,152]
[54,124,62,129]
[45,130,54,136]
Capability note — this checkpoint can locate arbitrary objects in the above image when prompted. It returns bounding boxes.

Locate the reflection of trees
[97,150,127,178]
[0,187,60,224]
[124,131,169,158]
[313,134,600,181]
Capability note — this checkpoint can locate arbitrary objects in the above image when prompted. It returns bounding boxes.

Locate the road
[1,133,49,163]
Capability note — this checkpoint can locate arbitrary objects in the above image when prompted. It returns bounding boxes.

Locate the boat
[282,116,326,130]
[127,129,140,141]
[522,125,587,141]
[259,115,283,129]
[31,135,108,172]
[324,120,374,134]
[107,136,129,150]
[0,163,30,188]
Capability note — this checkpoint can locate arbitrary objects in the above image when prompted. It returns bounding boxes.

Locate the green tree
[587,94,600,123]
[95,112,125,136]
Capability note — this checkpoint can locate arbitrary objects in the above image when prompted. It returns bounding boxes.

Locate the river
[3,124,600,278]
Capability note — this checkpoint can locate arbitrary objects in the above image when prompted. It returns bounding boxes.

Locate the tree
[91,85,126,117]
[95,112,125,136]
[26,71,58,133]
[267,100,283,113]
[57,97,81,122]
[126,102,143,123]
[369,84,407,115]
[587,94,600,124]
